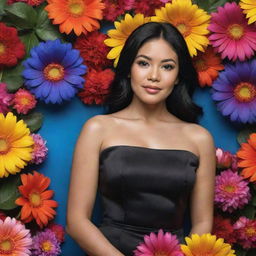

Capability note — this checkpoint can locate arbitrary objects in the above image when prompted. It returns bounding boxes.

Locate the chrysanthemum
[78,68,114,105]
[193,47,224,87]
[181,233,236,256]
[133,0,166,16]
[0,112,34,178]
[22,39,86,104]
[151,0,210,57]
[31,133,48,164]
[0,217,32,256]
[0,83,13,114]
[15,171,58,228]
[237,133,256,182]
[240,0,256,24]
[48,223,65,243]
[233,216,256,248]
[214,169,251,213]
[211,60,256,124]
[216,148,233,170]
[0,22,25,69]
[134,229,183,256]
[45,0,105,36]
[208,2,256,62]
[104,13,150,67]
[32,229,61,256]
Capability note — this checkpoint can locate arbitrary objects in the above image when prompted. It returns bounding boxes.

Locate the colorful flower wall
[0,0,256,255]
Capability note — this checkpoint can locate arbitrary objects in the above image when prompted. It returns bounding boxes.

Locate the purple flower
[31,133,48,164]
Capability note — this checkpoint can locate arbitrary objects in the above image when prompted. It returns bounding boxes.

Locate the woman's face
[130,37,179,105]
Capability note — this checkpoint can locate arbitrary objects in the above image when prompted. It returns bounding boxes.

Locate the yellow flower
[240,0,256,24]
[181,233,236,256]
[104,13,150,67]
[0,112,34,178]
[151,0,210,57]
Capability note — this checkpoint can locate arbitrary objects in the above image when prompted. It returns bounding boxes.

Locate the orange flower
[193,47,224,87]
[15,171,58,228]
[45,0,105,36]
[237,133,256,182]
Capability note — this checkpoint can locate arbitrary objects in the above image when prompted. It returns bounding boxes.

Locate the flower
[134,229,183,256]
[0,217,32,256]
[0,22,25,69]
[12,88,37,114]
[31,133,48,164]
[15,171,58,228]
[78,68,114,105]
[32,229,61,256]
[211,60,256,124]
[181,233,236,256]
[240,0,256,24]
[22,39,86,104]
[0,211,6,221]
[0,112,34,178]
[216,148,233,170]
[233,216,256,248]
[48,223,65,243]
[133,0,166,16]
[193,47,224,87]
[237,133,256,182]
[0,83,13,114]
[26,0,45,5]
[104,13,150,67]
[214,169,251,213]
[74,31,112,71]
[45,0,105,36]
[151,0,210,57]
[208,2,256,62]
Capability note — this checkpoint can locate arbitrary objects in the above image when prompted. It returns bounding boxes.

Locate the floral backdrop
[0,0,256,255]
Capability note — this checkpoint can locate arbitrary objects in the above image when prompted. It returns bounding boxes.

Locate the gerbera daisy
[216,148,233,170]
[104,13,150,67]
[32,229,61,256]
[0,22,25,69]
[214,169,251,213]
[48,223,65,243]
[0,83,13,114]
[31,133,48,164]
[0,112,34,178]
[208,2,256,62]
[134,229,183,256]
[193,47,224,87]
[181,233,236,256]
[240,0,256,24]
[0,217,32,256]
[22,39,86,104]
[237,133,256,182]
[45,0,105,36]
[211,60,256,124]
[15,171,58,228]
[151,0,210,57]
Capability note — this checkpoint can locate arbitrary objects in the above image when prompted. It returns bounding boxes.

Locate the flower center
[154,251,167,256]
[29,192,42,207]
[228,24,244,40]
[41,240,53,252]
[194,59,207,71]
[43,63,64,82]
[68,0,85,17]
[234,82,256,102]
[176,22,191,37]
[224,184,236,193]
[245,227,256,237]
[21,97,30,106]
[0,43,5,55]
[0,138,9,155]
[0,239,13,254]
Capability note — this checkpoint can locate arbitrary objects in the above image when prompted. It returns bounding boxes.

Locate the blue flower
[22,39,87,104]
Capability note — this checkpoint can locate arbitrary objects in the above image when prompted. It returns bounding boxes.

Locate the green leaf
[240,204,256,219]
[192,0,228,13]
[0,0,7,18]
[21,112,44,132]
[237,127,256,145]
[0,175,20,210]
[20,32,39,57]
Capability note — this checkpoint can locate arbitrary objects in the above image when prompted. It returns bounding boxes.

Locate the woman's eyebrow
[135,54,176,64]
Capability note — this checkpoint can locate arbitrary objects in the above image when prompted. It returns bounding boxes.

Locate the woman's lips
[142,86,161,94]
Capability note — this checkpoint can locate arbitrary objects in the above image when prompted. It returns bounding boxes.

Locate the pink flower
[31,133,48,164]
[48,223,65,243]
[0,83,13,114]
[208,2,256,61]
[134,229,183,256]
[233,216,256,248]
[214,169,251,212]
[216,148,233,170]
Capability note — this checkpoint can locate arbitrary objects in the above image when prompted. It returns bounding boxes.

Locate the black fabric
[98,145,199,256]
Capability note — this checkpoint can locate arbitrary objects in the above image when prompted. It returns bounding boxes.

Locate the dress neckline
[100,145,199,160]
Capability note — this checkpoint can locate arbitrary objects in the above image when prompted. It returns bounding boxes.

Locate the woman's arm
[189,126,216,235]
[66,115,125,256]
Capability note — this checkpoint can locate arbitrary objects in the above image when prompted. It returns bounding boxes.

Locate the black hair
[104,22,203,123]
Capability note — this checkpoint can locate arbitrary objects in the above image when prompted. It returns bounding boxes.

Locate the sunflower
[0,112,34,178]
[45,0,105,36]
[181,233,236,256]
[240,0,256,24]
[151,0,210,57]
[104,13,150,67]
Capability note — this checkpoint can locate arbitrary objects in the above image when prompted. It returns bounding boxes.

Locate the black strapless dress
[98,145,199,256]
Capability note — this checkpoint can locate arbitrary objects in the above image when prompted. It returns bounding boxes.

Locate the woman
[66,22,216,256]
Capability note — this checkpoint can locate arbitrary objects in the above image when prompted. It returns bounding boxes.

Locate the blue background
[36,86,240,255]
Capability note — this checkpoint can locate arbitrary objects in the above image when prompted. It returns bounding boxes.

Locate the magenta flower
[214,169,251,213]
[134,229,183,256]
[31,133,48,164]
[0,83,13,114]
[208,2,256,61]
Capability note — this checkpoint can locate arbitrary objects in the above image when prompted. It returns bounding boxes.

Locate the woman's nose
[147,66,160,82]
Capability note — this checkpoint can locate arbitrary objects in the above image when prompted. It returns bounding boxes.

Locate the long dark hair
[104,22,203,123]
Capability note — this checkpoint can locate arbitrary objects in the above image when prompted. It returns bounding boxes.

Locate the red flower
[48,223,65,243]
[26,0,45,6]
[133,0,166,16]
[78,69,114,105]
[0,22,25,69]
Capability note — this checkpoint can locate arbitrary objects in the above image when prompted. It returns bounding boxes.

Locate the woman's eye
[162,64,174,70]
[137,60,149,67]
